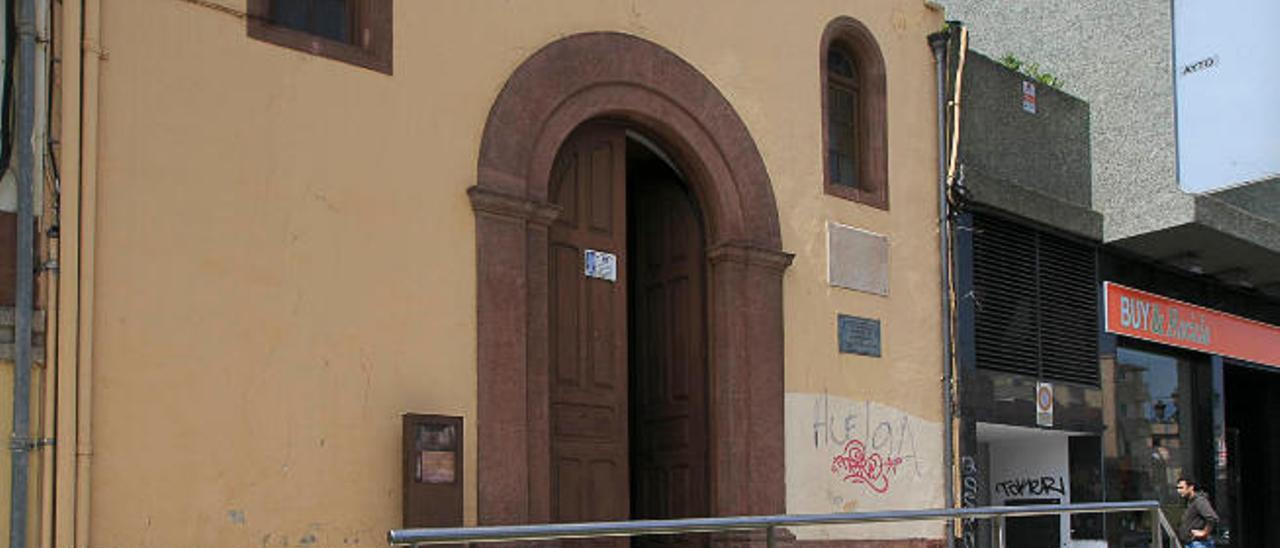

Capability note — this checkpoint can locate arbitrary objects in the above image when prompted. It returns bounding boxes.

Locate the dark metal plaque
[838,314,881,357]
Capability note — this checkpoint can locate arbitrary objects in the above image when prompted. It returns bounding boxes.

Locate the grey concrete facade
[958,52,1099,239]
[941,0,1280,289]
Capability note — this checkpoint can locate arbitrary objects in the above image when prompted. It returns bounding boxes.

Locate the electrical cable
[942,25,970,545]
[45,0,57,196]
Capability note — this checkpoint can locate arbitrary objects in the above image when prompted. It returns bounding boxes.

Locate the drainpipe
[927,28,954,548]
[50,0,98,545]
[53,0,83,543]
[74,0,103,545]
[10,0,37,544]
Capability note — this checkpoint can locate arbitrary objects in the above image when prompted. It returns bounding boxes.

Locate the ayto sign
[1104,282,1280,368]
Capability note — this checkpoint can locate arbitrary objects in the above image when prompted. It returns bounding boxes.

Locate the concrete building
[939,1,1280,546]
[939,0,1280,264]
[22,1,956,547]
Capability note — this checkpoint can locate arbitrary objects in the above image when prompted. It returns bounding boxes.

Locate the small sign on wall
[1035,382,1053,427]
[403,414,463,528]
[584,249,617,282]
[1022,81,1037,114]
[837,314,882,357]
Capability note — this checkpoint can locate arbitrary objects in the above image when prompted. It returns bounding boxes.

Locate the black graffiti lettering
[959,456,982,507]
[959,456,982,548]
[872,421,893,451]
[810,392,923,478]
[812,390,864,448]
[812,391,848,448]
[993,475,1065,499]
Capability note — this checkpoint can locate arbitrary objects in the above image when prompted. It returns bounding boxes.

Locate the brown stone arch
[470,32,792,526]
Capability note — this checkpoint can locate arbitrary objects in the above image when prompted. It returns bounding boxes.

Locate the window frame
[247,0,393,75]
[826,47,861,189]
[820,17,888,209]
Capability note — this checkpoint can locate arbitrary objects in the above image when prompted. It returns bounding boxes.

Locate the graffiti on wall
[785,392,942,541]
[994,475,1065,499]
[831,439,903,493]
[959,456,980,548]
[811,390,923,495]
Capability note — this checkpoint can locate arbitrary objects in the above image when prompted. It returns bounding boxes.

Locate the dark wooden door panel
[549,123,630,527]
[552,243,583,387]
[589,280,621,389]
[632,176,708,548]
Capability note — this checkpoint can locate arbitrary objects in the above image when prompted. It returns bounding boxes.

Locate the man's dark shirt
[1179,491,1220,543]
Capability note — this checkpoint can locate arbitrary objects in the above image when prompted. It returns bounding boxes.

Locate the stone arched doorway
[471,32,792,526]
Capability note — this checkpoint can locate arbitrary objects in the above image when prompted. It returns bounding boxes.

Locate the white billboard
[1173,0,1280,193]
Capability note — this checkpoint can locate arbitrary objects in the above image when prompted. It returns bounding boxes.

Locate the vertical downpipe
[75,0,103,543]
[74,0,102,542]
[927,28,954,548]
[53,0,83,544]
[10,0,38,545]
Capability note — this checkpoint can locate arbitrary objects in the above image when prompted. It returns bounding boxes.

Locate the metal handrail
[389,501,1180,547]
[1158,508,1184,548]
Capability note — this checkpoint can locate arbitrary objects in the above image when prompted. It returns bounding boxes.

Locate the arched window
[821,18,888,209]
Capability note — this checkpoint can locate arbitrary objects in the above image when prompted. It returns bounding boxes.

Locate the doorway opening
[473,30,790,529]
[1224,362,1280,547]
[627,134,710,548]
[546,123,711,544]
[974,422,1102,548]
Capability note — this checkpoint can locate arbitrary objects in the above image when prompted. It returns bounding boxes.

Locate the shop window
[248,0,393,74]
[1104,346,1211,545]
[820,17,887,209]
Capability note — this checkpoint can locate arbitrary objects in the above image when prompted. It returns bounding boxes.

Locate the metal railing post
[766,525,775,548]
[1152,508,1163,547]
[993,515,1005,548]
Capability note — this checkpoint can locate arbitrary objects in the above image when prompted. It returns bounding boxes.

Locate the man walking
[1176,477,1219,547]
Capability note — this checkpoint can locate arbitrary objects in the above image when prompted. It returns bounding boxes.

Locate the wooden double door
[547,123,710,543]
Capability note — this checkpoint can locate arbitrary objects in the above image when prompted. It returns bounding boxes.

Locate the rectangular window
[248,0,393,74]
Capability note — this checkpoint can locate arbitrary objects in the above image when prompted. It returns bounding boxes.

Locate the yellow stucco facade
[50,1,946,546]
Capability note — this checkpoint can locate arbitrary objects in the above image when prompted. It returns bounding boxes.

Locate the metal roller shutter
[973,213,1099,385]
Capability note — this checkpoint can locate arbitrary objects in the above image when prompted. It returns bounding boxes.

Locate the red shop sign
[1104,282,1280,368]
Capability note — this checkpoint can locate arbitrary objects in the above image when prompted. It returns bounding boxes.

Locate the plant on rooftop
[999,54,1062,89]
